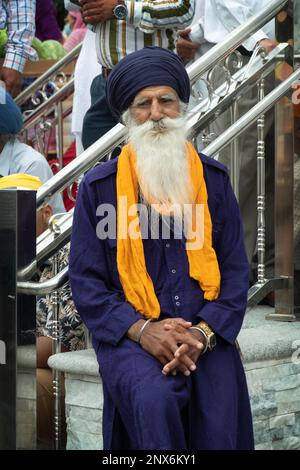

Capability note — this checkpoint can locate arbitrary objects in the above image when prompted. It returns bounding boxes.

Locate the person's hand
[161,321,206,376]
[258,38,278,54]
[176,29,200,64]
[80,0,120,24]
[139,318,203,375]
[0,67,22,97]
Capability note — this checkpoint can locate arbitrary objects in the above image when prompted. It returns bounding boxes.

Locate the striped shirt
[95,1,195,68]
[0,0,37,73]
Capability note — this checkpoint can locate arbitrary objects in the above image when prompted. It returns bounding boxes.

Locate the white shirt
[189,0,275,51]
[64,2,102,145]
[72,29,102,135]
[0,139,65,214]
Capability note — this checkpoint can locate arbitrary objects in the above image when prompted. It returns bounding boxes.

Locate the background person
[0,0,37,97]
[0,87,65,214]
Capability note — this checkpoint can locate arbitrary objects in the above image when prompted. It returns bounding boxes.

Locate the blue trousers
[82,74,118,150]
[97,337,254,450]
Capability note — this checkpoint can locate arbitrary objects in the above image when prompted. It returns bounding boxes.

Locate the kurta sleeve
[4,0,38,72]
[69,177,144,346]
[125,0,195,32]
[197,173,249,344]
[212,0,272,51]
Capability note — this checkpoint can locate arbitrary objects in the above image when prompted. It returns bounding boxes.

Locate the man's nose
[149,99,164,121]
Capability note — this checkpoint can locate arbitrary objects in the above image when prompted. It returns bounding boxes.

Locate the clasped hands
[139,317,206,377]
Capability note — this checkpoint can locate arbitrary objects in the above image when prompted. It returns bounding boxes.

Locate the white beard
[124,114,192,209]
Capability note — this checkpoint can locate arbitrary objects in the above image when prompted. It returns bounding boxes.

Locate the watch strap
[189,326,208,354]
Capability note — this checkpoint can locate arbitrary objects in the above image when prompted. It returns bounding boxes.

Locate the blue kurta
[69,153,254,450]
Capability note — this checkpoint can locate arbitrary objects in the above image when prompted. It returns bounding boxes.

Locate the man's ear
[42,203,53,225]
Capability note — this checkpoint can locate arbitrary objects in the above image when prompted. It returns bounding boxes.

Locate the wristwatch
[113,2,128,20]
[196,321,217,352]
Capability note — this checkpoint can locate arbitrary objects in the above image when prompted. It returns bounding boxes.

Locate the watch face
[210,334,217,349]
[114,5,127,20]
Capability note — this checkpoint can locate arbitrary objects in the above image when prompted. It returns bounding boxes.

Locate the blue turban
[106,47,190,119]
[0,88,23,134]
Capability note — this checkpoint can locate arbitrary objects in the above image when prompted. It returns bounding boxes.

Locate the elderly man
[69,47,254,450]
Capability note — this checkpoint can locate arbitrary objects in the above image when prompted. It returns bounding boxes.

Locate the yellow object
[0,173,42,190]
[116,143,221,319]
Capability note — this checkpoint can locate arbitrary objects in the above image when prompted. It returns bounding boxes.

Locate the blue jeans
[82,74,118,151]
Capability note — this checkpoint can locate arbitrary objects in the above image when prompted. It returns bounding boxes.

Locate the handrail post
[256,77,266,285]
[48,217,63,449]
[56,102,64,170]
[267,3,298,320]
[230,100,240,199]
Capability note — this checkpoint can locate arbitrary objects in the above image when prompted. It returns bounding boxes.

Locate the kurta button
[165,243,170,248]
[171,269,176,274]
[174,295,179,300]
[175,301,180,306]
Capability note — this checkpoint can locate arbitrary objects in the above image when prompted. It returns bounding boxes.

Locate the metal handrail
[22,79,74,128]
[186,0,288,84]
[15,42,82,106]
[35,0,288,208]
[18,66,300,293]
[18,266,69,295]
[188,43,288,136]
[36,123,126,209]
[18,211,73,282]
[203,68,300,157]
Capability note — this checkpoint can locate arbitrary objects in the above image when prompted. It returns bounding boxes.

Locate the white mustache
[140,116,187,132]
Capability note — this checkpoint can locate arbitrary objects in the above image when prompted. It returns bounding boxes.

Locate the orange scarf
[116,142,220,319]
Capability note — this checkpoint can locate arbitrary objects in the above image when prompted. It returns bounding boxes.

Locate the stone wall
[240,306,300,450]
[245,359,300,449]
[48,349,103,450]
[65,373,103,450]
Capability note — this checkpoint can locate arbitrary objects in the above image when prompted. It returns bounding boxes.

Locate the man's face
[129,86,180,125]
[125,85,190,210]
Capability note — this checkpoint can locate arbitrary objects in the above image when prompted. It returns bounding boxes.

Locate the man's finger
[164,318,191,326]
[81,6,103,14]
[176,353,197,372]
[163,322,190,332]
[178,40,200,50]
[81,1,101,10]
[82,14,103,24]
[163,318,191,328]
[177,38,192,47]
[162,357,187,375]
[174,343,189,358]
[178,28,191,37]
[175,332,203,350]
[163,357,192,377]
[162,357,179,375]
